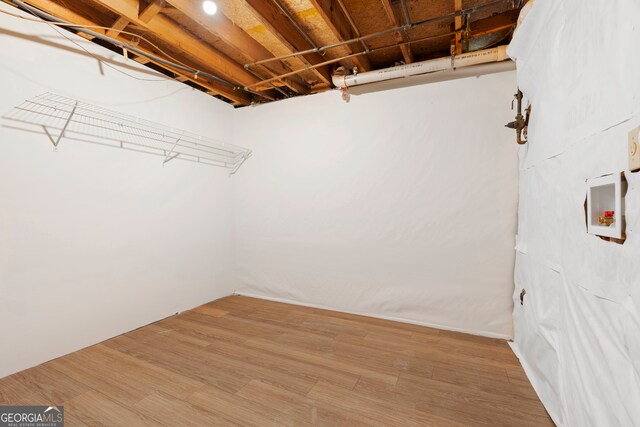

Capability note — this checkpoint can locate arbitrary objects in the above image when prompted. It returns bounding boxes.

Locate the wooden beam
[7,0,106,39]
[243,0,332,86]
[129,48,253,104]
[380,0,413,64]
[105,16,130,38]
[453,0,462,55]
[16,0,252,105]
[84,0,271,92]
[308,0,371,72]
[470,9,519,38]
[165,0,309,94]
[142,54,254,104]
[138,0,164,23]
[133,55,150,64]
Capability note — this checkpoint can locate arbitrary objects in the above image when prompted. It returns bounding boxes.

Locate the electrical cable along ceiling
[1,0,525,106]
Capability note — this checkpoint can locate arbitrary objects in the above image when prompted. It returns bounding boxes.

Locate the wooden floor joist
[138,0,164,24]
[4,0,523,105]
[17,0,253,105]
[243,0,333,86]
[309,0,372,72]
[18,0,256,105]
[104,16,129,38]
[85,0,276,97]
[0,296,554,425]
[453,0,463,55]
[165,0,309,95]
[380,0,414,64]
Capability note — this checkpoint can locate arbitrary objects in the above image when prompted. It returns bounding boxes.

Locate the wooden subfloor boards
[0,295,554,426]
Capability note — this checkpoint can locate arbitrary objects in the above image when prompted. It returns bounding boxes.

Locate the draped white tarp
[508,0,640,425]
[233,70,519,339]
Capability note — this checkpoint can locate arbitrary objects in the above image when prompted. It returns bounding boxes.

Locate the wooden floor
[0,296,553,426]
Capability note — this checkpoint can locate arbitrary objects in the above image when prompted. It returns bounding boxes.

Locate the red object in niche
[604,211,615,217]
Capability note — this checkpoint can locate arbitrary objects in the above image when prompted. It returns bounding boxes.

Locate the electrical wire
[1,0,274,101]
[4,0,281,102]
[2,0,516,101]
[43,18,169,82]
[0,7,193,71]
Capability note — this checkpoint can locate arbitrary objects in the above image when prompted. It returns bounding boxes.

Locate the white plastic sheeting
[233,70,519,338]
[508,0,640,425]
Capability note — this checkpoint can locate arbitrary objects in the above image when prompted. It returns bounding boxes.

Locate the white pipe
[332,45,509,89]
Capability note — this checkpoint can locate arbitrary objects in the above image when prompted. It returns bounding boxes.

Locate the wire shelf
[2,93,252,174]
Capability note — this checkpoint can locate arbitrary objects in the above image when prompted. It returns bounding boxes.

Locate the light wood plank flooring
[0,296,554,426]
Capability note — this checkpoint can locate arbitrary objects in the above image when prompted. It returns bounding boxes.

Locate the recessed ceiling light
[202,0,217,15]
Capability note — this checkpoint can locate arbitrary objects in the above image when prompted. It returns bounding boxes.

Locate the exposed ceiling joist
[308,0,372,72]
[453,0,463,55]
[85,0,273,99]
[105,16,129,38]
[470,9,519,38]
[6,0,104,41]
[134,53,251,105]
[4,0,522,106]
[380,0,413,64]
[243,0,333,86]
[145,56,254,105]
[164,0,309,95]
[133,55,150,64]
[138,0,164,23]
[16,0,253,105]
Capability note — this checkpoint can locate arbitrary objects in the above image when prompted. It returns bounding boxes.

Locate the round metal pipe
[400,0,412,26]
[246,0,511,69]
[335,0,369,53]
[272,0,322,53]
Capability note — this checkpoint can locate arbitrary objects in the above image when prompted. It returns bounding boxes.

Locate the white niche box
[586,173,627,239]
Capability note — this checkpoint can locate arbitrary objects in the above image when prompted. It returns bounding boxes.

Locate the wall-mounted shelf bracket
[163,136,182,165]
[230,152,252,176]
[42,101,77,149]
[2,93,252,174]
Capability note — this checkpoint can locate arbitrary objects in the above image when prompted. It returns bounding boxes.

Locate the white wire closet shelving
[2,93,251,174]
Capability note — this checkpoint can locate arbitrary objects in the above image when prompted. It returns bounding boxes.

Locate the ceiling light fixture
[202,0,217,15]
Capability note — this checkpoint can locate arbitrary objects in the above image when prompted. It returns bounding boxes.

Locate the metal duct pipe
[332,45,509,88]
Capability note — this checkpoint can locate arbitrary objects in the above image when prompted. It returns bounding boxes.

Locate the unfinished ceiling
[1,0,523,106]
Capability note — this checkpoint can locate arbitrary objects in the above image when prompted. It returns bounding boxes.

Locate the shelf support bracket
[229,152,251,176]
[163,135,182,165]
[43,101,78,149]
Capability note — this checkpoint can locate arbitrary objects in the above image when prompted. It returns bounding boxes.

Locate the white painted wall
[508,0,640,425]
[0,4,237,377]
[233,69,519,338]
